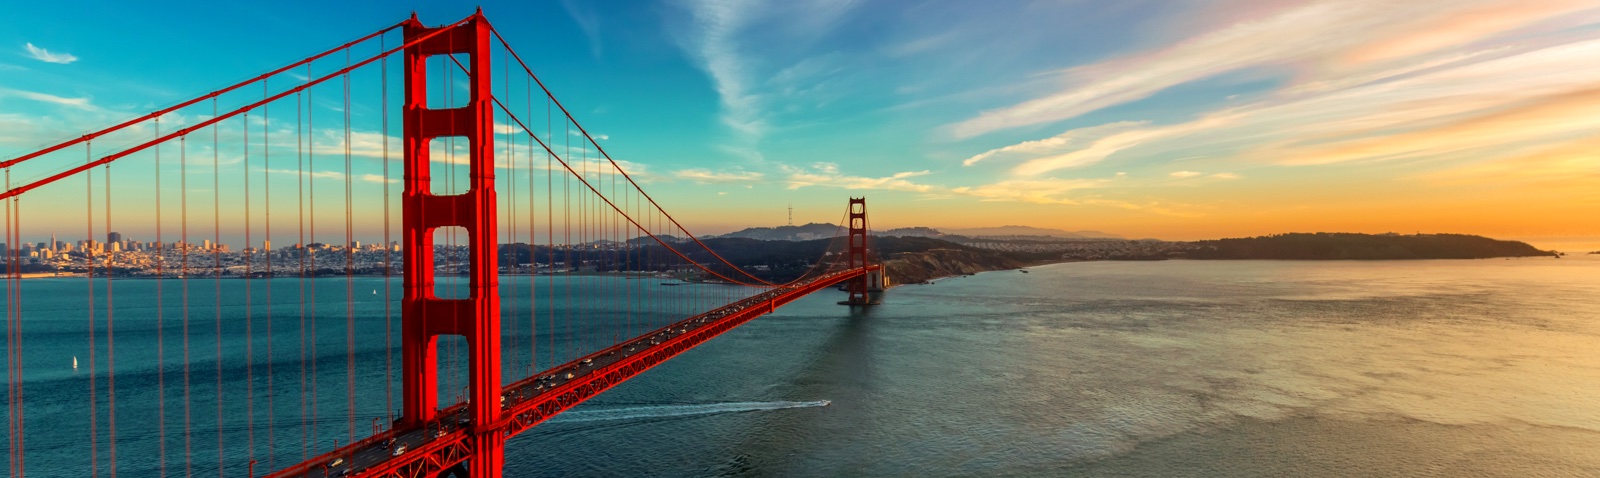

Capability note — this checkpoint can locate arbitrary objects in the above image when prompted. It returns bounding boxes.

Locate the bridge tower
[400,11,504,478]
[844,197,883,305]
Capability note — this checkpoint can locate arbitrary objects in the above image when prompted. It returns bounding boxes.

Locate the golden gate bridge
[0,10,883,477]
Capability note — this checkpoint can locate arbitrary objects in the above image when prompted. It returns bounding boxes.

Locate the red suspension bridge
[0,11,883,478]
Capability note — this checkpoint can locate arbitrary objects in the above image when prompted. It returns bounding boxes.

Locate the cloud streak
[671,0,860,161]
[24,43,77,64]
[956,0,1600,184]
[783,162,935,193]
[674,168,763,183]
[0,87,94,110]
[948,0,1598,139]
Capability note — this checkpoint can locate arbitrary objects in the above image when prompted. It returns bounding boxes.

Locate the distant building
[108,232,122,244]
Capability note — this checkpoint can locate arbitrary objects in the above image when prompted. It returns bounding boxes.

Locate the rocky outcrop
[881,248,1027,286]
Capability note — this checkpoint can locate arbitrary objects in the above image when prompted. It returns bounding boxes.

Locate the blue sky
[3,0,1599,248]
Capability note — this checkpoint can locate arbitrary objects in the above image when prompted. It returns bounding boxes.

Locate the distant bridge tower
[843,197,884,305]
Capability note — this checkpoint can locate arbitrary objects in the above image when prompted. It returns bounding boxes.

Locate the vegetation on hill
[491,232,1552,288]
[713,223,842,241]
[689,236,1040,283]
[1185,233,1554,260]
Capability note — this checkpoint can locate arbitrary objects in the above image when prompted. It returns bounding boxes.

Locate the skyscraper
[107,232,122,244]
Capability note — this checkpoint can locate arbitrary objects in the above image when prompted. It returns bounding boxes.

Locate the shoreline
[887,253,1578,288]
[5,253,1579,283]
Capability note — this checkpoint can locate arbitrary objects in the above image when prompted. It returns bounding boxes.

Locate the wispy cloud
[1170,171,1202,178]
[949,178,1105,205]
[560,0,604,58]
[359,173,398,184]
[23,42,77,64]
[948,0,1598,139]
[955,0,1600,187]
[670,0,860,160]
[676,0,764,143]
[1010,117,1232,176]
[962,121,1146,166]
[674,168,763,184]
[0,86,94,110]
[782,162,935,193]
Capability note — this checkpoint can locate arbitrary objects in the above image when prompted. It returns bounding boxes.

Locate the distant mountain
[941,225,1123,239]
[715,223,843,241]
[720,223,1125,241]
[882,227,942,238]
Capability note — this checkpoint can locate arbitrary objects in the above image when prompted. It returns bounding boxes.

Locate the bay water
[4,256,1598,476]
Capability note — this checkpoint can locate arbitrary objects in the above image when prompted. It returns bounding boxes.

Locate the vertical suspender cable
[5,167,18,478]
[5,168,14,478]
[343,54,355,445]
[244,106,256,471]
[381,32,394,428]
[87,140,98,478]
[264,78,275,472]
[296,86,308,460]
[308,63,319,453]
[155,118,166,478]
[5,168,10,478]
[105,140,118,478]
[182,134,192,478]
[14,170,21,477]
[214,99,224,478]
[501,42,516,384]
[545,88,553,371]
[534,71,540,378]
[563,119,570,362]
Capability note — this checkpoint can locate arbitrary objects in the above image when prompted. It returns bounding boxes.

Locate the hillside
[714,223,842,241]
[1184,233,1554,260]
[941,225,1122,239]
[689,236,1037,285]
[719,224,1124,241]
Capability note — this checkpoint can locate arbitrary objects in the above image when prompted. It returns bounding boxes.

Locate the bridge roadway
[272,267,876,478]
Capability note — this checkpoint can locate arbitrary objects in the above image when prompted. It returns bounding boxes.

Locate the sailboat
[73,356,78,369]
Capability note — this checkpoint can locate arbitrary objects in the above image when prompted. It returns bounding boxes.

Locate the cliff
[881,247,1028,286]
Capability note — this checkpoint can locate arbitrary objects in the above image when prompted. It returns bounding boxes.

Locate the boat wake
[547,400,830,424]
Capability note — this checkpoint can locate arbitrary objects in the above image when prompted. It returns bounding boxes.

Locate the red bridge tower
[399,11,503,478]
[843,197,883,305]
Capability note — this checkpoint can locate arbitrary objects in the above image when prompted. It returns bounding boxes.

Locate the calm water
[7,257,1600,476]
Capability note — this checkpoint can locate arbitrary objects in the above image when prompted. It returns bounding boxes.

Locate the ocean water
[6,257,1600,476]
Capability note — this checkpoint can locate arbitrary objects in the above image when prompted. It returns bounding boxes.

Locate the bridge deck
[272,267,874,478]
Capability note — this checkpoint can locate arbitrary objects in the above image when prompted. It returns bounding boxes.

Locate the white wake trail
[547,400,831,424]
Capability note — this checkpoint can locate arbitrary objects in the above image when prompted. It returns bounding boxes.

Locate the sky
[2,0,1598,249]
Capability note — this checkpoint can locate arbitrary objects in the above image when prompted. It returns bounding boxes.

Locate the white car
[392,445,407,457]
